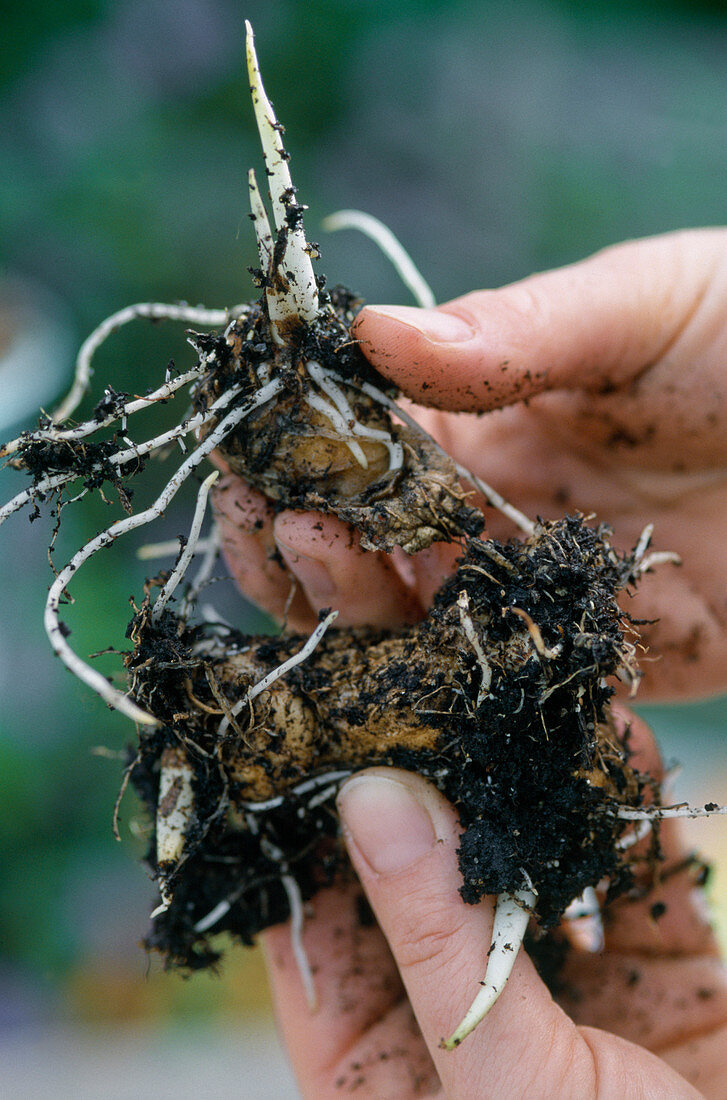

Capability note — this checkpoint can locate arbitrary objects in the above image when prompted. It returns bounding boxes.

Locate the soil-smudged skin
[194,290,484,553]
[127,515,659,970]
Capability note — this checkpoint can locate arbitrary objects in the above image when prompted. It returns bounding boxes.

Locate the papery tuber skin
[127,514,658,969]
[193,291,485,553]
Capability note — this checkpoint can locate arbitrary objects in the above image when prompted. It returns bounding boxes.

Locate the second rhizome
[3,23,727,1048]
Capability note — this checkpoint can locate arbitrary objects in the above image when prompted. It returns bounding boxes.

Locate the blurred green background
[1,0,727,1091]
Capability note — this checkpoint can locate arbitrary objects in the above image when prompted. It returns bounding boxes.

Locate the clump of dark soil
[126,513,659,968]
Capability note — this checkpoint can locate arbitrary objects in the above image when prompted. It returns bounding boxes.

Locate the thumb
[337,768,701,1098]
[353,228,724,412]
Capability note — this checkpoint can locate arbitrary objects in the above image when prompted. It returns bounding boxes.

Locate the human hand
[213,229,727,700]
[263,712,727,1099]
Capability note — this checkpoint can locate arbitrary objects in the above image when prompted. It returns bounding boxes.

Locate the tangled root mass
[126,512,654,968]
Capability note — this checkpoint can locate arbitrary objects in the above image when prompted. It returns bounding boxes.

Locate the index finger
[353,229,725,412]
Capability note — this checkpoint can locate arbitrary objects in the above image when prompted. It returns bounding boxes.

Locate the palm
[414,388,727,700]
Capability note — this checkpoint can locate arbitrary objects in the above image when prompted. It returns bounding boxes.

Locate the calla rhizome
[3,23,727,1049]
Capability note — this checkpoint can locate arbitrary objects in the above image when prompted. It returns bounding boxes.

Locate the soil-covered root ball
[126,515,660,1028]
[191,289,485,554]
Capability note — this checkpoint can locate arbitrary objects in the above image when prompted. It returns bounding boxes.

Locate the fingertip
[273,511,424,629]
[212,479,315,627]
[212,472,274,533]
[353,304,484,410]
[337,769,459,879]
[356,232,727,415]
[609,706,663,781]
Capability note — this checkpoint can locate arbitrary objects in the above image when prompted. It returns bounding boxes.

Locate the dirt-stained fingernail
[338,774,437,875]
[362,305,475,344]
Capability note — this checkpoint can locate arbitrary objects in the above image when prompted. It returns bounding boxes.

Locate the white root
[442,886,536,1050]
[150,744,196,918]
[0,475,75,529]
[239,769,354,813]
[245,21,319,332]
[180,522,221,616]
[2,365,205,458]
[303,391,370,469]
[322,209,436,309]
[281,872,317,1009]
[306,361,404,472]
[631,522,681,576]
[217,610,339,736]
[151,470,219,622]
[457,590,492,705]
[261,838,317,1009]
[194,895,236,933]
[616,818,653,850]
[0,382,243,530]
[617,802,727,821]
[357,378,536,535]
[137,536,215,561]
[52,301,243,425]
[44,379,284,725]
[452,460,535,538]
[563,885,604,953]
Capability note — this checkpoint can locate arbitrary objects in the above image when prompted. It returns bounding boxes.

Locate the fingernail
[338,774,436,874]
[277,543,336,598]
[363,305,475,344]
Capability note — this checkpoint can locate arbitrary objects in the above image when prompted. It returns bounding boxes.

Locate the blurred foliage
[1,0,727,1021]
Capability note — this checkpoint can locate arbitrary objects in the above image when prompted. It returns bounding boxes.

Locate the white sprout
[564,885,604,954]
[633,522,654,563]
[151,470,219,623]
[248,168,274,271]
[457,590,492,705]
[322,209,436,309]
[217,610,339,736]
[245,21,319,332]
[357,378,536,535]
[442,886,536,1049]
[635,550,682,575]
[150,745,196,918]
[52,301,244,425]
[306,361,404,472]
[44,378,284,725]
